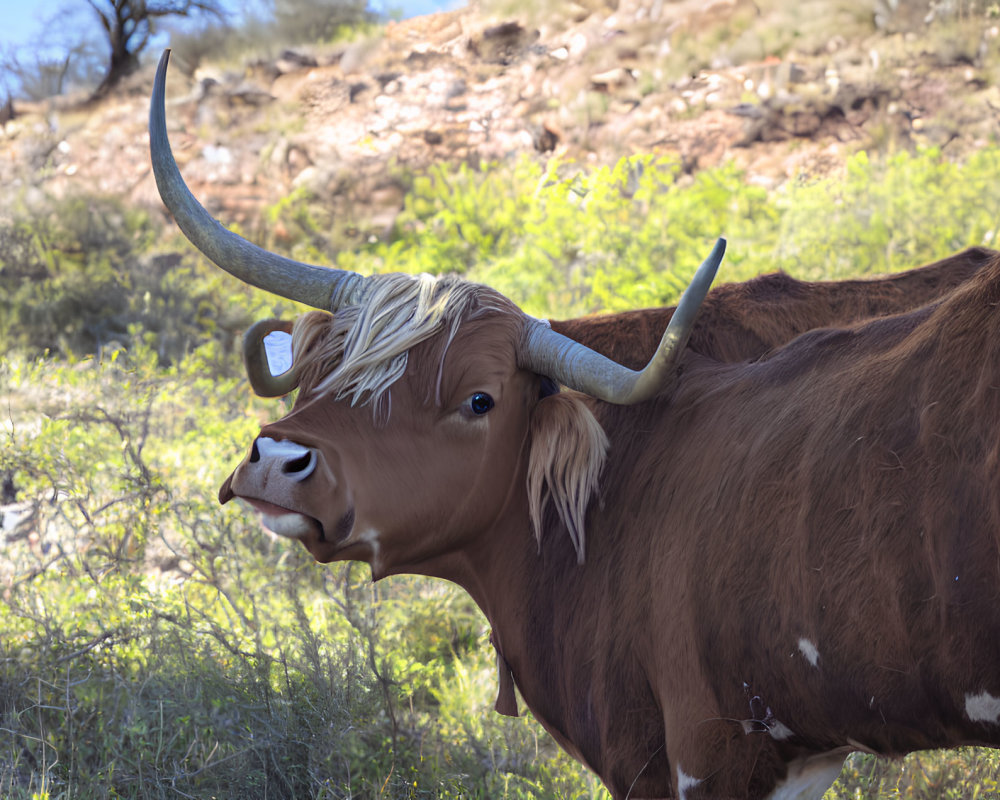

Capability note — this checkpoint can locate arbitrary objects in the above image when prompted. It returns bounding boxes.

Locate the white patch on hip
[260,511,313,539]
[677,766,702,800]
[797,638,820,667]
[767,752,845,800]
[965,692,1000,724]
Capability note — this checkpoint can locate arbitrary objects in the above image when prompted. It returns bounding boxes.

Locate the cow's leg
[662,718,748,798]
[664,724,845,800]
[662,708,794,800]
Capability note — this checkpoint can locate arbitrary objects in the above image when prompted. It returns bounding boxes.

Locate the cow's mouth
[242,497,321,540]
[241,497,356,548]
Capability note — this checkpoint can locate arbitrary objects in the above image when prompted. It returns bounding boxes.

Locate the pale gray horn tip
[689,236,726,293]
[709,236,726,266]
[152,49,171,113]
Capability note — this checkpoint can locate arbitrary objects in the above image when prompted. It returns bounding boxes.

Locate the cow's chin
[238,497,364,565]
[242,498,321,541]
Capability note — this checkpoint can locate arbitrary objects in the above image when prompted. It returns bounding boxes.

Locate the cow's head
[149,49,724,575]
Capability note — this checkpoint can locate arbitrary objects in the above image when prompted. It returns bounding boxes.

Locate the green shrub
[319,146,1000,320]
[771,148,1000,279]
[0,192,298,366]
[272,0,375,45]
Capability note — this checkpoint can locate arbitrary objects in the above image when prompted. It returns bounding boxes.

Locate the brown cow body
[575,267,1000,797]
[219,253,1000,800]
[149,48,1000,800]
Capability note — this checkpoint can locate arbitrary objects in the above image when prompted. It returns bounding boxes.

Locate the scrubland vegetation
[5,144,1000,798]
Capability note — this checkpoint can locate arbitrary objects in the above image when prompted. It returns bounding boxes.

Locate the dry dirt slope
[1,0,999,238]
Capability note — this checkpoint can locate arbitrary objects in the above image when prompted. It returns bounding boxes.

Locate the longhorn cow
[151,49,1000,800]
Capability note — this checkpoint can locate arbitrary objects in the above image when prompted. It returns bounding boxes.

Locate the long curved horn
[149,49,364,310]
[520,237,725,404]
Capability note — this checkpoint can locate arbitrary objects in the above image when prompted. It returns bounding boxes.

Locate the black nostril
[284,452,313,475]
[249,437,317,481]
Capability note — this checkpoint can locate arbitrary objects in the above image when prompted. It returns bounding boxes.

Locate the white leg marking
[677,767,702,800]
[966,692,1000,724]
[797,638,820,667]
[767,753,846,800]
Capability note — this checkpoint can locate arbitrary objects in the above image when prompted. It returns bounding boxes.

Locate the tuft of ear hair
[527,392,608,564]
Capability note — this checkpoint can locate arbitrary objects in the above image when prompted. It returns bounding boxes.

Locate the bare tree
[0,37,104,101]
[86,0,225,96]
[0,95,14,131]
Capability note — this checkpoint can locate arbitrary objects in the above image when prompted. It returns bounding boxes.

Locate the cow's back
[551,247,995,367]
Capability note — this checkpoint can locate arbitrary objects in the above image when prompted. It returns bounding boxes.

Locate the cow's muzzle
[219,438,367,563]
[219,437,322,539]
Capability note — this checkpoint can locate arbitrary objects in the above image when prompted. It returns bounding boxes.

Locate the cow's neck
[416,500,664,793]
[468,515,597,751]
[404,503,578,685]
[405,506,544,636]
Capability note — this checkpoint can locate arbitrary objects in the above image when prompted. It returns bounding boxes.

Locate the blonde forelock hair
[290,273,512,415]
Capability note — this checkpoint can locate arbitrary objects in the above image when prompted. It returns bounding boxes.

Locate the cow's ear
[527,392,609,565]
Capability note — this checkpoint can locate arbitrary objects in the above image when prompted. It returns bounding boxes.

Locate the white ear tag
[263,330,293,377]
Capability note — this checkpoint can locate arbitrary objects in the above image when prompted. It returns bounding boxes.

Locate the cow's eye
[468,392,495,415]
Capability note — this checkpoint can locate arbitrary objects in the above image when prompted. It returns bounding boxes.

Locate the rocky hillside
[2,0,999,241]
